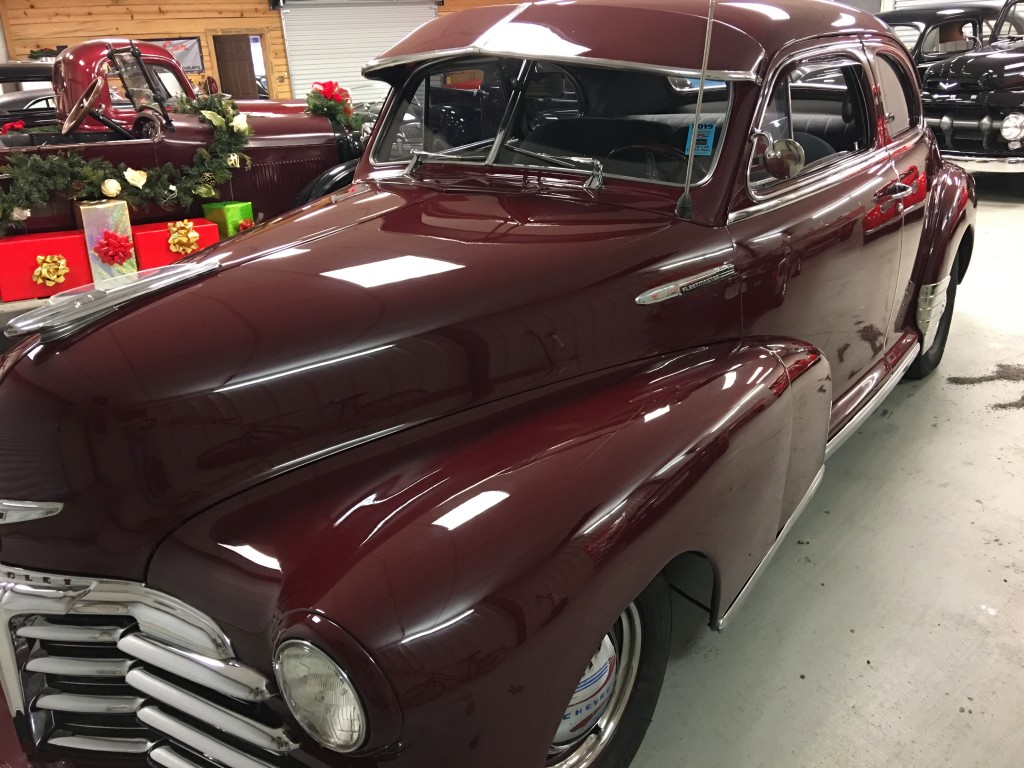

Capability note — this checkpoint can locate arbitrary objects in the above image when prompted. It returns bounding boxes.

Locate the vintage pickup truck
[0,40,363,233]
[0,1,975,768]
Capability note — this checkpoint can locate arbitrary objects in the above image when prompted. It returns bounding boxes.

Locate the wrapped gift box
[132,219,220,270]
[76,200,138,283]
[201,201,254,238]
[0,230,91,302]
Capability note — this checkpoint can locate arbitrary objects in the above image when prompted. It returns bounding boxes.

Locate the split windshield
[374,57,733,186]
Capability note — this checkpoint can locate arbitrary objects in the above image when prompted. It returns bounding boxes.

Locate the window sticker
[685,123,717,157]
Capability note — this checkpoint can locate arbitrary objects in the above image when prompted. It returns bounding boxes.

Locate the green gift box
[201,201,255,238]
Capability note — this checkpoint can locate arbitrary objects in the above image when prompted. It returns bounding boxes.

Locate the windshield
[374,57,732,187]
[995,1,1024,38]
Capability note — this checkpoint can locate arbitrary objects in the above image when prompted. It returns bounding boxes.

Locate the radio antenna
[676,0,717,219]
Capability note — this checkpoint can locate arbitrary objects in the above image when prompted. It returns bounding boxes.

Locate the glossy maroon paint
[0,2,977,767]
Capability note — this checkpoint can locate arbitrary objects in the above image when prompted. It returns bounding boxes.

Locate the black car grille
[1,567,299,768]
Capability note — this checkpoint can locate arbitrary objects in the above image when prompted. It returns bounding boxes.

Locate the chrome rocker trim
[824,342,921,461]
[716,464,825,631]
[943,154,1024,174]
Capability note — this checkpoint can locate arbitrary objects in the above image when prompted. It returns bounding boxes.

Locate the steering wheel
[607,143,690,179]
[62,76,106,136]
[131,106,164,139]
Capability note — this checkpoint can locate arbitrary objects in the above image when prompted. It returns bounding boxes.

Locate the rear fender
[913,160,976,291]
[149,339,830,767]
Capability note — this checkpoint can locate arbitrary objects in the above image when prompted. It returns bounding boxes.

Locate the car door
[867,42,935,353]
[729,42,904,417]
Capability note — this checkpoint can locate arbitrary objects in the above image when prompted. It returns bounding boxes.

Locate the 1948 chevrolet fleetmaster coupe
[0,2,975,768]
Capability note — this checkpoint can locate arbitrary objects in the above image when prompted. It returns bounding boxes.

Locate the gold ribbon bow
[168,219,201,255]
[31,254,69,287]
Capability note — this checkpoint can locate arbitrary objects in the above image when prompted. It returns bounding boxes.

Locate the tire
[547,575,671,768]
[906,253,959,380]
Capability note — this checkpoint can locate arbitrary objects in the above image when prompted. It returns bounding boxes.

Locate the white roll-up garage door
[282,0,437,103]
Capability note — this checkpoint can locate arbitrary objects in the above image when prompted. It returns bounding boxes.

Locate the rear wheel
[907,254,959,380]
[547,576,671,768]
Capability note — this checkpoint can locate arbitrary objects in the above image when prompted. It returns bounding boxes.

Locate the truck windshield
[374,57,732,187]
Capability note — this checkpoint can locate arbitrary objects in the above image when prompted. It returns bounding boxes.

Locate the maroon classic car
[0,40,362,235]
[0,2,975,768]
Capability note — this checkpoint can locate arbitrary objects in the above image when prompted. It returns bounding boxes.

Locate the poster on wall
[146,38,205,73]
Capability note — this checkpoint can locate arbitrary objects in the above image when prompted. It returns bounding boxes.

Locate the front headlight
[273,640,367,752]
[1001,113,1024,142]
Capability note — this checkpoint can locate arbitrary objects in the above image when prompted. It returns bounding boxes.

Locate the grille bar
[35,691,144,714]
[151,745,213,768]
[118,634,272,702]
[16,619,129,644]
[26,655,133,677]
[138,707,280,768]
[126,668,297,753]
[46,734,154,753]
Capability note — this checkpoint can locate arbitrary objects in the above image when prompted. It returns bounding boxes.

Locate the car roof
[0,61,53,83]
[878,3,1004,25]
[364,0,890,84]
[0,89,53,109]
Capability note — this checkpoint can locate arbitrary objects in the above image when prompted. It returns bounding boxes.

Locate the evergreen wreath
[305,81,362,132]
[0,94,252,237]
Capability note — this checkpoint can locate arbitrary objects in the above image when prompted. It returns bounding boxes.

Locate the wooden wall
[0,0,294,98]
[440,0,515,14]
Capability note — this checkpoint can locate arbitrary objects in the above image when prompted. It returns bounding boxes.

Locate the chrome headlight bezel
[273,639,367,753]
[1000,112,1024,142]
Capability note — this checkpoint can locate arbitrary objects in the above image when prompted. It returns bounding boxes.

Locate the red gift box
[132,218,220,270]
[0,230,92,302]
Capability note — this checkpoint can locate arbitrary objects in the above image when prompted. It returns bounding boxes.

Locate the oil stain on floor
[948,363,1024,410]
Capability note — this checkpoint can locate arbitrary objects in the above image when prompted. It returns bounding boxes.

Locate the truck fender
[150,339,830,767]
[294,159,360,206]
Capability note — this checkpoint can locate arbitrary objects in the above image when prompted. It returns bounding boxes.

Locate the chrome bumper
[943,154,1024,174]
[0,565,296,768]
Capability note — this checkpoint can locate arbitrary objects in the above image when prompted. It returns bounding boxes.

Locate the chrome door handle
[878,182,913,200]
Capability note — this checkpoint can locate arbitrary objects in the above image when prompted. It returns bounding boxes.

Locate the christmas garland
[305,81,362,132]
[0,94,252,236]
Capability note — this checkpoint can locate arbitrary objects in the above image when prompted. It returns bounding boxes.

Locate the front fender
[148,339,829,768]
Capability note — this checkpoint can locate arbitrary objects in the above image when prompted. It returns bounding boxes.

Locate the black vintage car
[919,0,1024,173]
[879,3,1008,81]
[0,61,57,131]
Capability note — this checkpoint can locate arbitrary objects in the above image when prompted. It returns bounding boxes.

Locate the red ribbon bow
[237,217,255,232]
[94,229,134,266]
[1,120,25,135]
[313,81,352,105]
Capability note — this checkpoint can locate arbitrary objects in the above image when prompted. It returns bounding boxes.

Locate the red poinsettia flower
[0,120,25,136]
[313,81,352,104]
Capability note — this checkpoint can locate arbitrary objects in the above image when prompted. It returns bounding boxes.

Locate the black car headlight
[273,640,367,752]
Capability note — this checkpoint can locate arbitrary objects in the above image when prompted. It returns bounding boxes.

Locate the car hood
[923,37,1024,88]
[0,178,733,581]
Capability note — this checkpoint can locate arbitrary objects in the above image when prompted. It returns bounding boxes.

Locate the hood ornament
[0,499,63,524]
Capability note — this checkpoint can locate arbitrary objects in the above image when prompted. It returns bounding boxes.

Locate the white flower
[10,207,31,221]
[101,179,122,198]
[230,113,249,133]
[226,153,240,169]
[124,167,148,189]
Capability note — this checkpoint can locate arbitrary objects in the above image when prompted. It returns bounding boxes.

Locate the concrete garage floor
[637,175,1024,767]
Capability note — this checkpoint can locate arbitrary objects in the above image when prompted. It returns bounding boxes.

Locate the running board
[716,464,825,631]
[824,342,920,461]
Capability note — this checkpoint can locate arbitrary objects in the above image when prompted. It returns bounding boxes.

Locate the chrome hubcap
[548,603,642,767]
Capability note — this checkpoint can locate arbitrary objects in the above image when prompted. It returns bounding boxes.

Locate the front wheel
[906,253,959,380]
[548,576,671,768]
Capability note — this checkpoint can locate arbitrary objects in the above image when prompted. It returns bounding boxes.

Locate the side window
[376,60,512,162]
[750,56,870,189]
[876,55,917,137]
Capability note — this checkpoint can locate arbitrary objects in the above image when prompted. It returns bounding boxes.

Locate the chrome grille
[0,567,298,768]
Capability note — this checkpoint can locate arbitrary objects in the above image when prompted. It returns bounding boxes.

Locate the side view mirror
[964,35,982,50]
[754,131,806,180]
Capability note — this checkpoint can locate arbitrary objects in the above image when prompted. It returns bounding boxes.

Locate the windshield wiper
[501,145,604,191]
[404,149,489,175]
